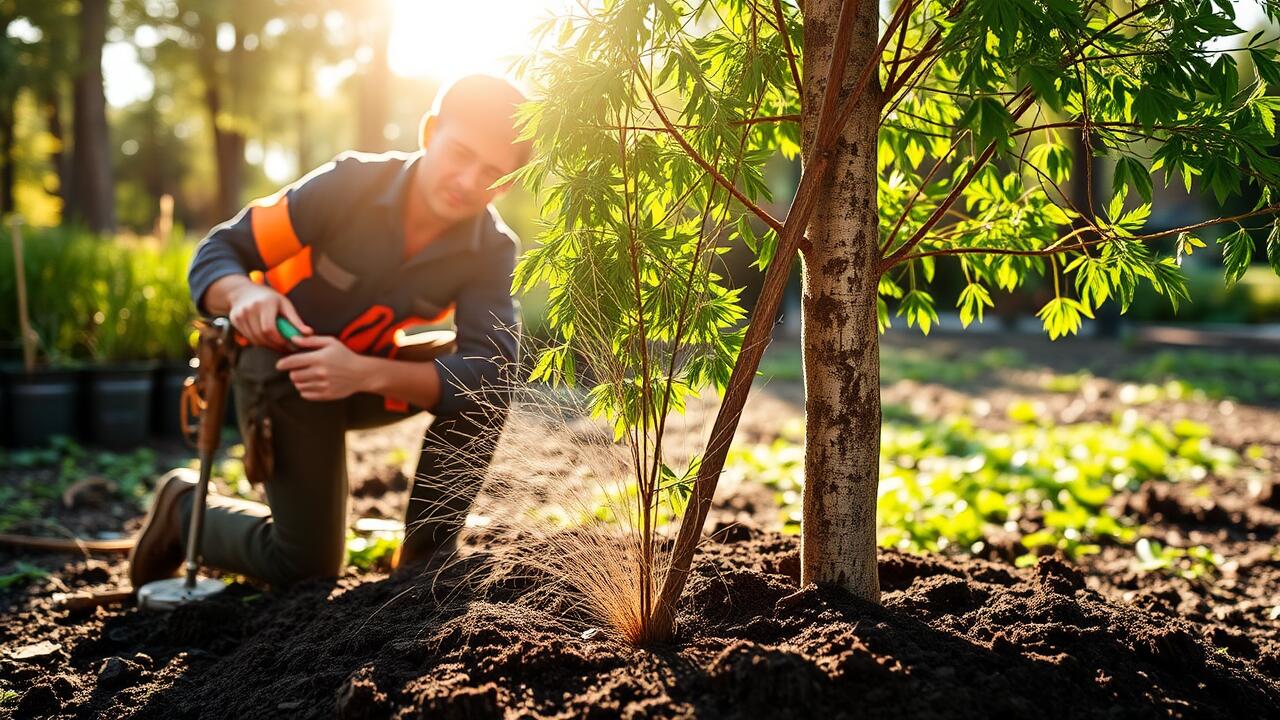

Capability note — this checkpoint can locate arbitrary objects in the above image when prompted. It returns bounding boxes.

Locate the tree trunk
[356,16,390,152]
[796,0,883,602]
[68,0,116,233]
[296,52,312,172]
[199,23,246,220]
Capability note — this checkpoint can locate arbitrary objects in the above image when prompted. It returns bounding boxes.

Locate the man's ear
[418,113,438,150]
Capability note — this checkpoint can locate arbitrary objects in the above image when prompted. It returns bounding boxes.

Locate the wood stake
[9,216,36,372]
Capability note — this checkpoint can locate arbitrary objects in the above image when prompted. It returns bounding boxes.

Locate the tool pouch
[243,400,274,487]
[231,348,283,488]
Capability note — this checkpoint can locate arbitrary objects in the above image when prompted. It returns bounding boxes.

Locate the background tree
[67,0,115,232]
[515,0,1280,642]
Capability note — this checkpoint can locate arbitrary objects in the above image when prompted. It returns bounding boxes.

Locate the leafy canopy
[510,0,1280,428]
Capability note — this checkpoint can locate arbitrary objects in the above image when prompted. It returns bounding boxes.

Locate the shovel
[136,317,237,611]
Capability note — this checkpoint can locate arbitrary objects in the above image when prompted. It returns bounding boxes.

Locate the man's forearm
[358,355,443,411]
[203,274,254,316]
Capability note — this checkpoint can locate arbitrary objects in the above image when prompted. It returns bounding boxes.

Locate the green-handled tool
[276,316,303,346]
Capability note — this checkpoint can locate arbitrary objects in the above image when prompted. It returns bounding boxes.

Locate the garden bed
[1,331,1278,718]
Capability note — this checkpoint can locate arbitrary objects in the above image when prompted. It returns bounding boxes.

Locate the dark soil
[3,330,1279,718]
[2,533,1278,719]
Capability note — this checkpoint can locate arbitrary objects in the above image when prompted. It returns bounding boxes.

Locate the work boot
[128,468,198,590]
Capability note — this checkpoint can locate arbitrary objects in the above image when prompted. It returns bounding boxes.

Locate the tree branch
[772,0,803,100]
[880,90,1036,270]
[893,204,1280,263]
[635,68,786,235]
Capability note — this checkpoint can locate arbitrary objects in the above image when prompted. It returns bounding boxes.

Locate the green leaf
[1036,297,1094,340]
[1266,220,1280,278]
[898,289,940,335]
[1174,232,1205,266]
[957,283,994,327]
[1113,156,1153,203]
[1218,227,1255,289]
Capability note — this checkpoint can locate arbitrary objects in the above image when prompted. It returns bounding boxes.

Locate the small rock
[8,640,61,662]
[97,656,144,689]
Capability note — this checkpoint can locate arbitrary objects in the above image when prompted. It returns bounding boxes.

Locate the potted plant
[83,239,163,448]
[1,221,86,447]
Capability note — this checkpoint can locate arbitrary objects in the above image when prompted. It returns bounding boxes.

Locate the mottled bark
[798,0,883,601]
[68,0,116,233]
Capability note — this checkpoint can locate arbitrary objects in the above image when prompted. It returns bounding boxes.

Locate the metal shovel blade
[136,576,225,611]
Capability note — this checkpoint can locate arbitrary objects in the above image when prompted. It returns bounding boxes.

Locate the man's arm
[429,238,520,415]
[188,156,347,346]
[275,239,519,412]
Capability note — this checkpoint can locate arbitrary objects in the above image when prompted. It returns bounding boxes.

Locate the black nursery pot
[87,361,157,448]
[152,360,195,439]
[3,366,82,448]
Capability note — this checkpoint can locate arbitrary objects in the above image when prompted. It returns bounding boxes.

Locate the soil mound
[4,532,1276,719]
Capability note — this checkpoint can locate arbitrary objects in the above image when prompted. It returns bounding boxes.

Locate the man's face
[416,116,525,222]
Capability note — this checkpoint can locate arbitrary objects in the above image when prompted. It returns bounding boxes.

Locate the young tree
[515,0,1280,642]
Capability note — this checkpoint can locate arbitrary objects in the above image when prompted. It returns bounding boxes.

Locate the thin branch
[635,66,786,235]
[882,0,916,90]
[589,114,800,133]
[880,90,1037,270]
[894,203,1280,263]
[772,0,803,99]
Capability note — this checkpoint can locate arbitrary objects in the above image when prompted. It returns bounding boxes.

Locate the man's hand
[275,335,369,402]
[219,278,313,350]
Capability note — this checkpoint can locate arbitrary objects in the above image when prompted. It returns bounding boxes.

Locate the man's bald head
[414,75,533,222]
[422,74,533,165]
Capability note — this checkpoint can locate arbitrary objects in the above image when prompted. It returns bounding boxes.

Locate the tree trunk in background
[356,16,390,152]
[199,21,247,220]
[797,0,883,602]
[68,0,116,233]
[297,52,312,172]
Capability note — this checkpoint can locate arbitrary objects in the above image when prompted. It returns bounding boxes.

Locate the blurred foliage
[727,403,1236,576]
[1119,349,1280,404]
[0,561,50,589]
[345,529,398,572]
[0,225,195,363]
[758,344,1025,384]
[0,435,158,531]
[1128,264,1280,324]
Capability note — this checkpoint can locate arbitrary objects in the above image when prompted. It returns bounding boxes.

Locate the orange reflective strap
[263,246,313,295]
[250,193,304,268]
[372,316,432,357]
[338,305,395,354]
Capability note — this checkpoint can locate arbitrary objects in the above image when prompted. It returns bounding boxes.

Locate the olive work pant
[176,346,507,588]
